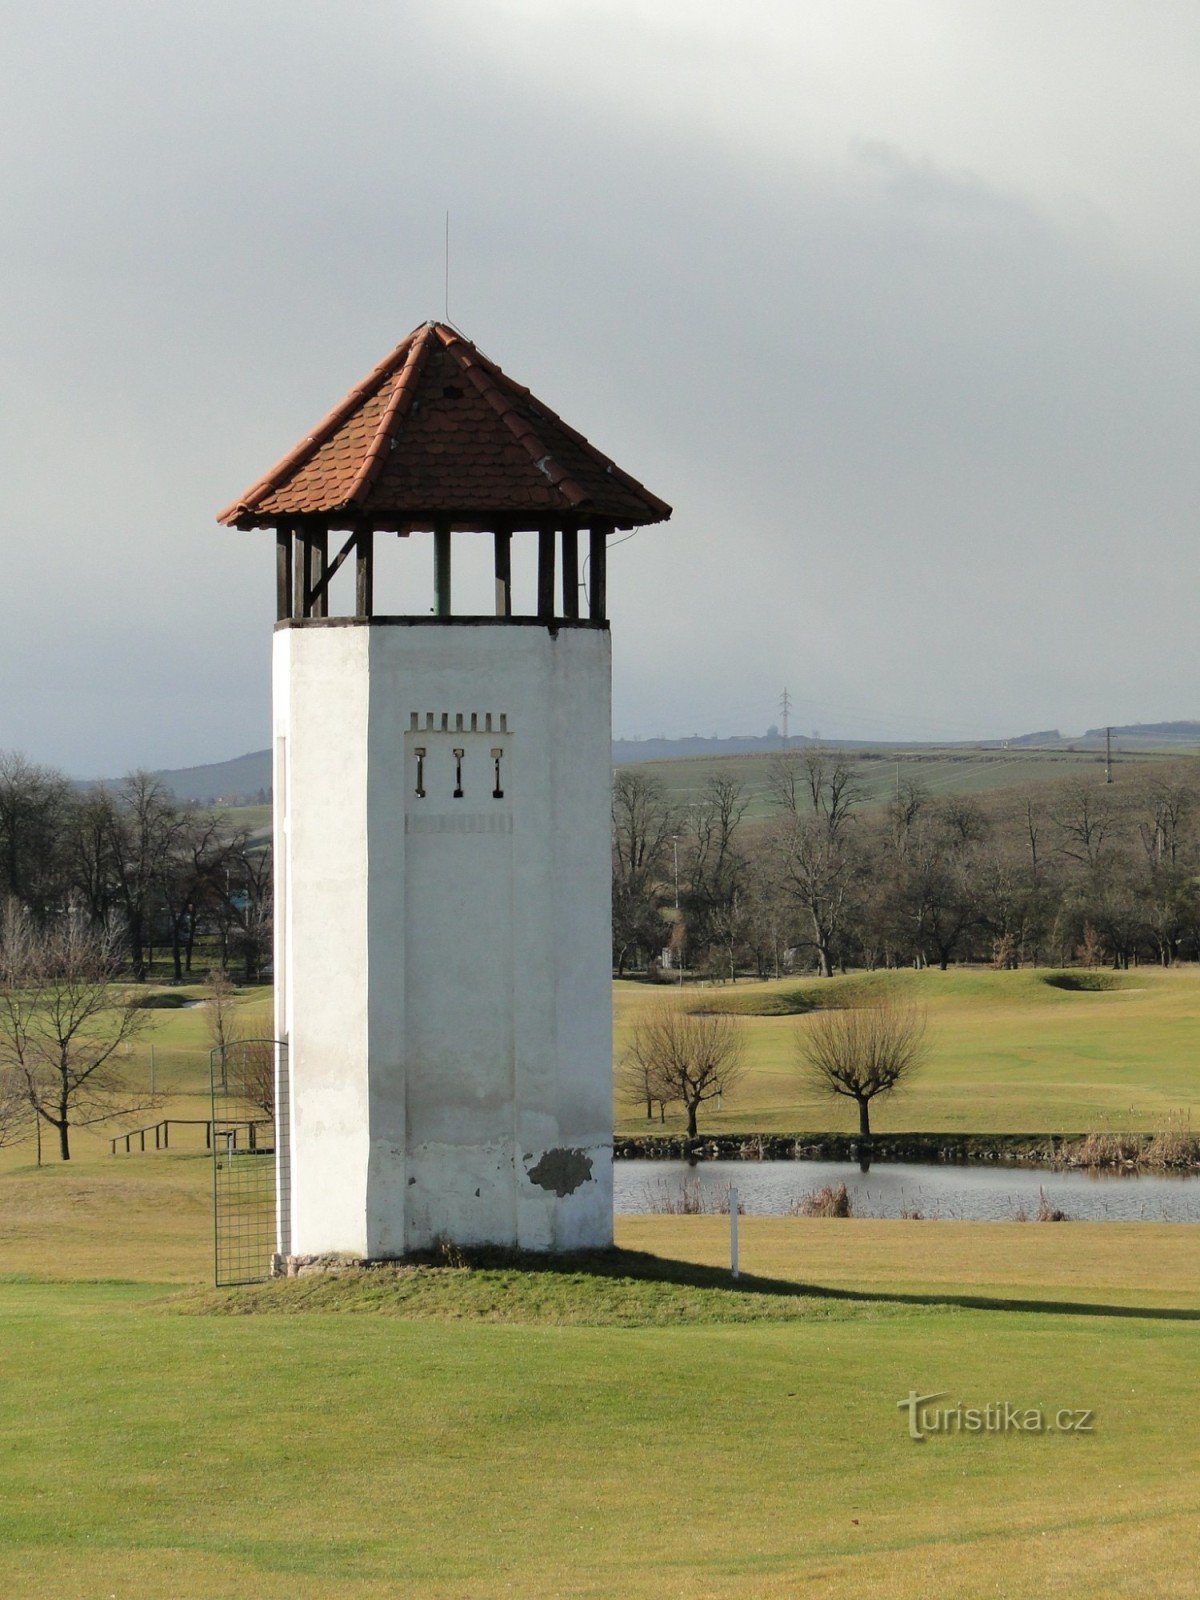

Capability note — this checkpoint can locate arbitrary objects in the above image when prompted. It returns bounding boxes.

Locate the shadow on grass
[410,1245,1200,1324]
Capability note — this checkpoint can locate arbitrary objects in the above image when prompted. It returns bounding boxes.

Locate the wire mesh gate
[209,1038,288,1286]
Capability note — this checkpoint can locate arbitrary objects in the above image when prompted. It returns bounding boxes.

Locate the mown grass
[614,965,1200,1136]
[1,1219,1198,1597]
[1,1134,1199,1596]
[169,1247,932,1326]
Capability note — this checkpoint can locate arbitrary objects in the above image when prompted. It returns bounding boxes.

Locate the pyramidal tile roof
[217,321,671,531]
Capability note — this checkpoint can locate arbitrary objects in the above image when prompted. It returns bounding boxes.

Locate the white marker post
[730,1186,740,1279]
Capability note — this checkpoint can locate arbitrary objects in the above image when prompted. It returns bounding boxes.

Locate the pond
[613,1159,1200,1222]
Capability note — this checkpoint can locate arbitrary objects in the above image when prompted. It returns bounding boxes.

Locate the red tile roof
[217,322,671,531]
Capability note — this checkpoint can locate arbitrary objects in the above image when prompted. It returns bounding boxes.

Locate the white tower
[218,322,671,1259]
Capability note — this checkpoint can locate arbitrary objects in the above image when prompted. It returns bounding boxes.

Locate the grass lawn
[0,1149,1198,1597]
[615,965,1200,1136]
[30,966,1192,1159]
[1,966,1197,1592]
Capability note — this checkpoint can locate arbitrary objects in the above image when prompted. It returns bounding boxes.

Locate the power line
[778,687,792,748]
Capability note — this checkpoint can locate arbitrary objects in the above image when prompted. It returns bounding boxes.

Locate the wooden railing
[109,1117,272,1155]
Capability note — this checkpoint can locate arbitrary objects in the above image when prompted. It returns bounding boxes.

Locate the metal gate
[209,1038,287,1286]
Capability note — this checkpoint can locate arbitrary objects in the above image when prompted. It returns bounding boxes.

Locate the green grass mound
[702,969,930,1016]
[169,1247,923,1327]
[700,966,1140,1017]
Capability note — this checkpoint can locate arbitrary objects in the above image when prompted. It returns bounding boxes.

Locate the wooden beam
[296,533,313,618]
[561,526,579,619]
[589,525,608,621]
[355,525,374,618]
[305,529,358,612]
[311,531,328,618]
[493,526,512,618]
[434,520,452,617]
[276,527,293,621]
[537,525,555,621]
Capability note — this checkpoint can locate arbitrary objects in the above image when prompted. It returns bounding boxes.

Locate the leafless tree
[1052,778,1112,873]
[622,1002,746,1138]
[0,904,152,1161]
[769,749,861,834]
[204,967,240,1089]
[0,1063,30,1151]
[611,772,677,975]
[796,994,927,1139]
[0,751,71,917]
[237,1037,275,1118]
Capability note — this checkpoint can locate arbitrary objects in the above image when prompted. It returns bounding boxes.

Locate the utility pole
[779,687,792,748]
[1105,726,1113,784]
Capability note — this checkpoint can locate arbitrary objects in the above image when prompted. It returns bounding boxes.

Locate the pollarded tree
[796,994,927,1139]
[0,904,151,1161]
[622,1002,746,1138]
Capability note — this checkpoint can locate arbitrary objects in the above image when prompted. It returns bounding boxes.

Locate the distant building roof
[217,321,671,532]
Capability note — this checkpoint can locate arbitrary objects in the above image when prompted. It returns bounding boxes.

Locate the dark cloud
[0,1,1196,770]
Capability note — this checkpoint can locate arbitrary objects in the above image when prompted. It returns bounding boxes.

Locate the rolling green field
[615,966,1200,1137]
[1,969,1198,1595]
[624,743,1185,820]
[0,1148,1198,1598]
[5,964,1194,1173]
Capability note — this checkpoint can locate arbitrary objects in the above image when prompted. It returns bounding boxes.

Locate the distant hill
[1082,721,1200,744]
[128,719,1199,805]
[148,750,272,806]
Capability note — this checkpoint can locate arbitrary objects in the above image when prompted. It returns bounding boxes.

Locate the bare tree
[611,772,677,976]
[0,904,151,1161]
[237,1037,275,1118]
[204,967,240,1089]
[1052,778,1112,873]
[796,994,927,1139]
[622,1002,746,1138]
[0,1063,30,1151]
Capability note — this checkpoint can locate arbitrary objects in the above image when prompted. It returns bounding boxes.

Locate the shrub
[1036,1187,1071,1222]
[792,1182,853,1218]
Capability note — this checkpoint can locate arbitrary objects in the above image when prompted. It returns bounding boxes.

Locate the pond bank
[613,1131,1200,1172]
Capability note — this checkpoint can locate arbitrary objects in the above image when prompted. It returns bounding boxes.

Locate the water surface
[614,1158,1200,1222]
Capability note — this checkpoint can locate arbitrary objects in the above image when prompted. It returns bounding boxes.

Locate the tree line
[613,751,1200,978]
[0,751,270,981]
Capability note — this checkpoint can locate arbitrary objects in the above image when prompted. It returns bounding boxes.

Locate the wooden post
[276,527,293,621]
[589,525,608,621]
[312,530,329,619]
[537,526,556,621]
[561,526,579,619]
[434,521,452,618]
[355,525,374,618]
[296,533,312,618]
[494,527,512,617]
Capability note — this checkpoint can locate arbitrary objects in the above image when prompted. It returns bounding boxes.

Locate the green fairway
[0,1211,1197,1597]
[3,963,1197,1593]
[615,965,1200,1137]
[2,1087,1199,1595]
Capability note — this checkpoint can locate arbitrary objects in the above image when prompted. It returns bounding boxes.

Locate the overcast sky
[3,0,1198,774]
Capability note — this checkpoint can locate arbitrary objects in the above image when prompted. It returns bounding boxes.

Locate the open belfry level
[218,321,671,1260]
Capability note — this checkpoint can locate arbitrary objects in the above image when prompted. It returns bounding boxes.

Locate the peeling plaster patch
[525,1148,593,1197]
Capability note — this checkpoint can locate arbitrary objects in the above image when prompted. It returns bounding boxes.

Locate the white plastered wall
[274,620,613,1257]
